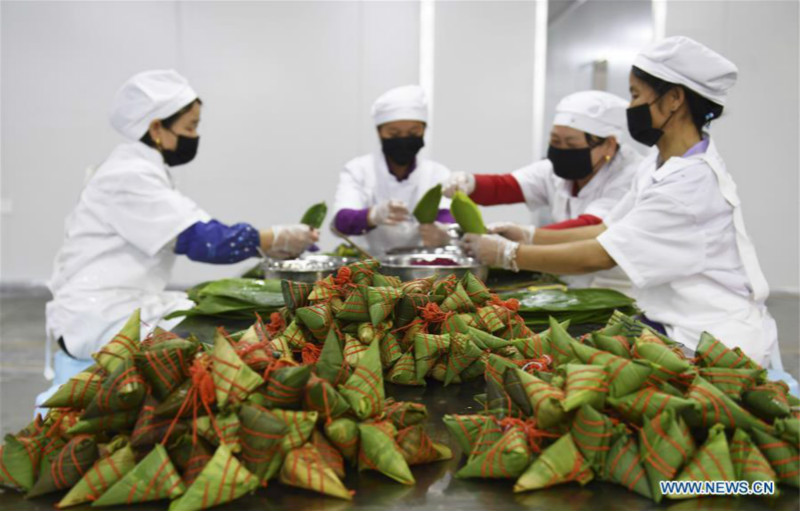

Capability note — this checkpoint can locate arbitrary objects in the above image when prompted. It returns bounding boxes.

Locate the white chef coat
[332,153,452,255]
[597,138,777,366]
[47,141,210,360]
[511,144,642,290]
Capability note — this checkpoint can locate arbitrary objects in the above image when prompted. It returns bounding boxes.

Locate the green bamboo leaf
[300,202,328,229]
[450,191,486,234]
[413,184,442,223]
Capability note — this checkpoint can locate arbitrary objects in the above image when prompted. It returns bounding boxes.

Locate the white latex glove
[267,224,320,259]
[442,172,476,198]
[462,233,520,271]
[419,222,452,248]
[487,222,536,245]
[368,199,410,226]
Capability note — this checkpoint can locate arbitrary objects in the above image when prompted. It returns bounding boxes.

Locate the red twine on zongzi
[497,417,558,454]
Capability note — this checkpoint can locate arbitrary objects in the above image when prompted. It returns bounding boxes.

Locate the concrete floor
[1,292,798,510]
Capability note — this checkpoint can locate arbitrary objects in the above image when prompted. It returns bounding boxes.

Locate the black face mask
[547,145,596,181]
[162,132,199,166]
[381,136,424,166]
[626,95,675,147]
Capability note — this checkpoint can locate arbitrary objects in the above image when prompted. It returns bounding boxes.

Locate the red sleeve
[541,214,603,230]
[469,174,526,206]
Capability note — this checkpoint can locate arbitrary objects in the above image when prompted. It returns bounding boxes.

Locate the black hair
[631,66,723,133]
[585,133,607,148]
[140,98,202,148]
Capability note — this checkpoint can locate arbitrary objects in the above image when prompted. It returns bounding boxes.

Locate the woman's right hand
[487,222,536,245]
[368,199,410,227]
[263,224,320,259]
[442,172,476,198]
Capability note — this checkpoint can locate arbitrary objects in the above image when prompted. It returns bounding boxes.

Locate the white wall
[0,1,420,287]
[2,0,798,295]
[540,0,653,224]
[665,0,799,293]
[431,0,541,226]
[545,0,653,145]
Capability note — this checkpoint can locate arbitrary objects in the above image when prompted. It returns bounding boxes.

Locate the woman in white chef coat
[331,85,453,256]
[40,70,318,400]
[463,36,779,366]
[442,91,642,290]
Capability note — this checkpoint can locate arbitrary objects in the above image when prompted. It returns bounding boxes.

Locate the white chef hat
[371,85,428,127]
[553,91,629,138]
[110,70,198,140]
[633,36,738,106]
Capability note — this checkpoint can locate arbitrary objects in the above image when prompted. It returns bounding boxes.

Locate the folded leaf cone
[93,309,141,374]
[82,357,146,419]
[339,341,385,420]
[357,423,415,485]
[279,444,352,500]
[135,339,198,400]
[670,424,736,500]
[639,410,696,503]
[168,444,258,511]
[685,376,770,431]
[730,428,779,490]
[237,404,288,483]
[57,442,136,508]
[751,428,800,487]
[513,433,593,492]
[42,365,107,409]
[92,444,184,506]
[211,331,264,408]
[562,364,609,412]
[27,435,98,498]
[442,414,493,455]
[605,433,652,499]
[396,425,452,465]
[303,375,351,420]
[259,364,312,409]
[324,418,360,464]
[570,404,615,471]
[607,386,698,426]
[458,423,531,480]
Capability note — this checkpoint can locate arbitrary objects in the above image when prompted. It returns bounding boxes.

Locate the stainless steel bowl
[379,252,488,282]
[262,255,356,283]
[385,245,465,257]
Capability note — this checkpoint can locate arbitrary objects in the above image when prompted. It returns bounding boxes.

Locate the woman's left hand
[266,224,320,259]
[462,233,519,271]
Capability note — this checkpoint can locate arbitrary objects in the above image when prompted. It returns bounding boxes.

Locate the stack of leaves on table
[499,288,639,329]
[168,278,285,321]
[445,313,800,501]
[0,299,449,508]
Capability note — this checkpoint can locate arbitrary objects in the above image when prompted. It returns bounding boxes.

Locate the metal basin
[262,255,356,283]
[379,251,488,282]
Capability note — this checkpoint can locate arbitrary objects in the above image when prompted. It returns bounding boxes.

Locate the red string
[488,295,520,312]
[235,340,272,359]
[262,357,297,384]
[418,302,454,324]
[190,358,216,407]
[301,343,322,365]
[520,354,554,373]
[333,266,352,288]
[497,417,558,454]
[390,317,426,336]
[265,312,286,338]
[161,356,226,447]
